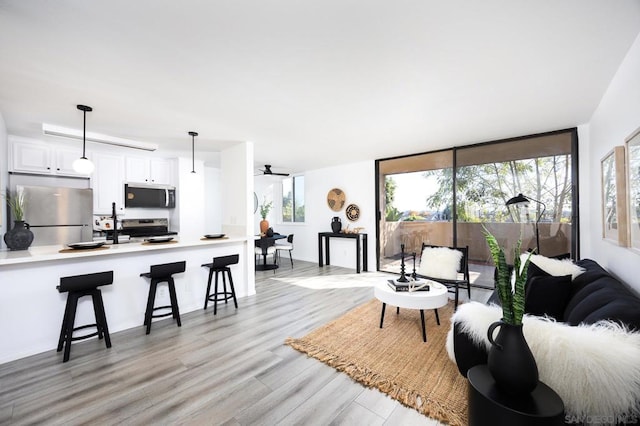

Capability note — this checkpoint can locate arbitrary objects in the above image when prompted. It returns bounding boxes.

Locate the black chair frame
[276,234,294,268]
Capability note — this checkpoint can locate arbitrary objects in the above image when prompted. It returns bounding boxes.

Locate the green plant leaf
[482,227,515,324]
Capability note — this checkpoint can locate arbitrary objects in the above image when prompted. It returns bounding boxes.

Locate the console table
[467,365,564,426]
[317,232,368,273]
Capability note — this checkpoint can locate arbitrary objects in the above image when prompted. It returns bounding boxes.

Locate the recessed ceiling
[1,1,639,172]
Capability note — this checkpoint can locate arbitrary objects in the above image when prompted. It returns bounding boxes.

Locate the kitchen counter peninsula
[0,236,248,266]
[0,236,254,364]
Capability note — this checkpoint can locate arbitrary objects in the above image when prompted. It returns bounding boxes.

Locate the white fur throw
[446,302,640,420]
[519,253,585,279]
[418,247,463,280]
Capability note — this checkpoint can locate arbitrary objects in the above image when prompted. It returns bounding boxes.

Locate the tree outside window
[282,176,305,223]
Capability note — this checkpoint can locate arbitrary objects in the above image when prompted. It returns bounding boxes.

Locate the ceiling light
[72,105,95,174]
[189,131,198,173]
[43,123,158,151]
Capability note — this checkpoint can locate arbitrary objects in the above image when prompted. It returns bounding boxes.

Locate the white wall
[583,31,640,292]
[0,111,7,248]
[220,142,255,296]
[274,160,376,271]
[204,165,222,233]
[173,157,205,241]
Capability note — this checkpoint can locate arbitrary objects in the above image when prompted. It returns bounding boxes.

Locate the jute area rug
[285,299,468,426]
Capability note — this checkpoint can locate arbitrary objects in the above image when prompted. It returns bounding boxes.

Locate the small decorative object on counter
[483,228,538,395]
[3,190,34,251]
[331,216,342,233]
[4,221,34,251]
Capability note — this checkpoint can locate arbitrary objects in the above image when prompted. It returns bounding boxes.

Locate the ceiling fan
[257,164,289,176]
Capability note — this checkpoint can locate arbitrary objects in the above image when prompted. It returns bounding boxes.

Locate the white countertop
[0,236,250,266]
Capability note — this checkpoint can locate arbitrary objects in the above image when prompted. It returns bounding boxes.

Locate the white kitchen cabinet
[91,152,125,214]
[9,137,90,177]
[55,147,87,175]
[125,156,173,185]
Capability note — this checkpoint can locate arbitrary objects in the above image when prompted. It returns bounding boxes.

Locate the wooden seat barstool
[201,254,239,315]
[140,261,185,334]
[57,271,113,363]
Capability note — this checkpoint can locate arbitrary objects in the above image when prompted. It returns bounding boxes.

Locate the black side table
[467,365,564,426]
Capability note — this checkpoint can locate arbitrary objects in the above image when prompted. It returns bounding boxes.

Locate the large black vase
[487,320,538,395]
[331,216,342,233]
[4,220,34,251]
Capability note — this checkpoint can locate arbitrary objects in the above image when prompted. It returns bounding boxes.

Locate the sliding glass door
[377,150,453,274]
[375,129,578,287]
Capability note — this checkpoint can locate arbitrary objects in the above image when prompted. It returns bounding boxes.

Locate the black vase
[331,217,342,233]
[4,221,34,251]
[487,320,538,395]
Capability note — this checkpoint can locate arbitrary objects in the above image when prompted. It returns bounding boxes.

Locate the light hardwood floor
[0,261,491,425]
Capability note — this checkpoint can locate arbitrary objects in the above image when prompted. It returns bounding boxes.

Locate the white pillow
[519,253,585,280]
[418,247,463,280]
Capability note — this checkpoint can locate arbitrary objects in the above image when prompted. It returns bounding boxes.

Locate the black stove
[120,218,177,238]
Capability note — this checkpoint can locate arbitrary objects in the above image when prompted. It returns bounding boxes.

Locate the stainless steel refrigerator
[17,185,93,246]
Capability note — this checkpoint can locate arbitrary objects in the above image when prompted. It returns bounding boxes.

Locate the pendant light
[72,104,95,174]
[188,131,198,173]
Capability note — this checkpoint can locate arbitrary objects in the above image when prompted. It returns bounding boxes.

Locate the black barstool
[57,271,113,363]
[140,261,185,334]
[201,254,239,315]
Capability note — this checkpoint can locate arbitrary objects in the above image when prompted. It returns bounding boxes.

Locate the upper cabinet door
[55,148,91,176]
[10,139,53,174]
[149,159,172,185]
[125,156,173,185]
[91,152,125,215]
[125,156,151,183]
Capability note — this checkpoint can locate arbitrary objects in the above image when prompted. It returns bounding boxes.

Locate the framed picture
[626,127,640,251]
[601,146,628,245]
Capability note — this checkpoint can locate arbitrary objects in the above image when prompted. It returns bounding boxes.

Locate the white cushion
[519,253,585,280]
[254,246,276,255]
[276,243,293,250]
[418,247,463,280]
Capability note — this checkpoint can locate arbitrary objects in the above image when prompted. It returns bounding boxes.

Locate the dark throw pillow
[527,261,551,281]
[524,274,572,320]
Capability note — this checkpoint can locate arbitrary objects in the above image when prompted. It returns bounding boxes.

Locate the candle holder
[397,244,409,283]
[411,252,417,280]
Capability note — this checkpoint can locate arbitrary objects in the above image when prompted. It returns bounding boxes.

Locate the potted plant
[3,190,34,250]
[6,190,26,221]
[259,197,273,234]
[482,228,538,394]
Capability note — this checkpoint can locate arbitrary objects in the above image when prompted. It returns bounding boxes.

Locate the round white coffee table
[374,280,448,342]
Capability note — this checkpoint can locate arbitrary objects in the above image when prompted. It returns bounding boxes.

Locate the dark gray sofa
[453,258,640,377]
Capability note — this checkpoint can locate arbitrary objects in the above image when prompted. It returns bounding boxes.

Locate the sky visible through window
[390,172,441,212]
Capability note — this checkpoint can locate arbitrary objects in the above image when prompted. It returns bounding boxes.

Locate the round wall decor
[327,188,346,212]
[346,203,360,221]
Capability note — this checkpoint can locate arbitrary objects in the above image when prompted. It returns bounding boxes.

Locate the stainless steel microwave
[124,183,176,208]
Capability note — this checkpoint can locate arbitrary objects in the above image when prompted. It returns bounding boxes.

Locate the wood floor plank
[329,400,386,426]
[235,360,339,425]
[276,373,364,425]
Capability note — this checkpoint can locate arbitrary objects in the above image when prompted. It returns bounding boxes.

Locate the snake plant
[4,190,26,222]
[483,227,532,325]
